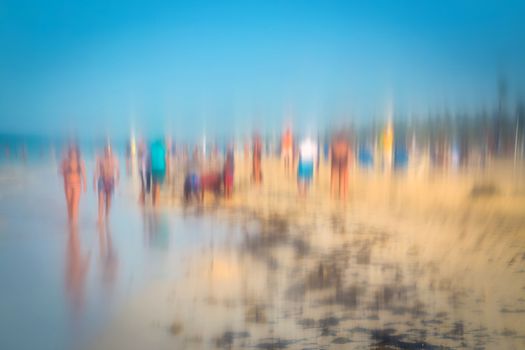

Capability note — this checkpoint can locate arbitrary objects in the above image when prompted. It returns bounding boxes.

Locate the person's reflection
[98,225,118,290]
[142,211,170,250]
[65,225,90,316]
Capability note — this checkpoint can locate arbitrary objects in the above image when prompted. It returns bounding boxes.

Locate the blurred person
[94,144,119,225]
[382,122,394,172]
[209,143,224,174]
[223,146,235,198]
[253,133,263,184]
[125,140,132,175]
[138,139,151,205]
[150,139,168,206]
[198,145,223,201]
[199,171,222,201]
[281,127,293,176]
[60,144,87,226]
[125,137,138,177]
[165,136,175,186]
[331,132,350,200]
[189,145,202,173]
[183,172,200,202]
[297,137,317,196]
[183,146,202,203]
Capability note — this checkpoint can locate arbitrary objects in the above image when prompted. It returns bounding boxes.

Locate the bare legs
[65,185,81,225]
[98,190,113,225]
[139,172,149,205]
[152,183,160,206]
[253,160,262,184]
[340,168,348,201]
[283,153,291,176]
[98,191,104,224]
[224,177,233,199]
[106,192,112,217]
[330,165,348,200]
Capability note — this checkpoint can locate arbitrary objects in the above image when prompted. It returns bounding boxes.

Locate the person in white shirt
[297,137,317,196]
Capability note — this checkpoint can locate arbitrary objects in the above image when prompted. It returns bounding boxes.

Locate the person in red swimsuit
[60,144,87,226]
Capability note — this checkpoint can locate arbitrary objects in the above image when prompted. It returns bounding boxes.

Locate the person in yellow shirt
[382,122,394,172]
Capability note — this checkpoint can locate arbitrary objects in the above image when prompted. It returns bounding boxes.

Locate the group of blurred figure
[60,143,120,226]
[59,144,119,314]
[282,128,351,198]
[58,127,358,227]
[62,119,505,226]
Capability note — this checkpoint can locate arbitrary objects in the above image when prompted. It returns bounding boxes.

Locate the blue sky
[0,0,524,139]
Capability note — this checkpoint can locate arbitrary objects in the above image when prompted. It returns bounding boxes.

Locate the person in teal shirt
[150,139,168,206]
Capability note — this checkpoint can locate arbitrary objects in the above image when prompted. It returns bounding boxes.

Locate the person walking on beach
[137,139,151,205]
[253,133,263,185]
[150,139,168,206]
[94,144,119,225]
[60,144,87,226]
[281,127,293,176]
[382,122,394,173]
[297,137,317,196]
[223,146,235,198]
[183,146,202,202]
[125,140,133,176]
[331,132,350,200]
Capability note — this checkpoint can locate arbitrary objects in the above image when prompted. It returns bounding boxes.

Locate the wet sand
[1,157,525,349]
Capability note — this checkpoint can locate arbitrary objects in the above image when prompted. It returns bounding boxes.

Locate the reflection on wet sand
[97,225,118,291]
[65,225,90,317]
[142,210,171,250]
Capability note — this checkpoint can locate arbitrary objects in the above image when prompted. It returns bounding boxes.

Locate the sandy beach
[65,155,525,350]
